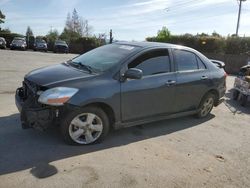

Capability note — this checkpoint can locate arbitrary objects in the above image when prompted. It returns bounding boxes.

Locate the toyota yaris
[15,42,226,145]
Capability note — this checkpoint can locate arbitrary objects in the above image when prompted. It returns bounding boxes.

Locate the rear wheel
[61,106,110,145]
[232,90,240,100]
[196,93,215,118]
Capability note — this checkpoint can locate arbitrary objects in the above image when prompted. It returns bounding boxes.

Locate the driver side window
[128,49,170,76]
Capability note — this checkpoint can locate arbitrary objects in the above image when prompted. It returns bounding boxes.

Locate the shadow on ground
[0,113,215,176]
[224,89,250,115]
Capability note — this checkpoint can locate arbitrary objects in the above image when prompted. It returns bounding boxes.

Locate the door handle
[201,76,208,80]
[165,80,176,86]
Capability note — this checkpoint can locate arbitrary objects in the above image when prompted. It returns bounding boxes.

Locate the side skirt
[114,110,198,130]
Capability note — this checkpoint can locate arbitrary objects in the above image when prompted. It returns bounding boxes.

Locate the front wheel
[196,93,215,118]
[61,106,110,145]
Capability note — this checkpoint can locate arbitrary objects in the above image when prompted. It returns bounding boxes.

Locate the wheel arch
[83,102,116,128]
[200,89,220,107]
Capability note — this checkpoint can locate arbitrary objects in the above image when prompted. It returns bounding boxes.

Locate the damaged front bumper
[15,86,59,130]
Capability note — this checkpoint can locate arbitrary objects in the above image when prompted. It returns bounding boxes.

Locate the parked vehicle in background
[10,37,27,50]
[34,39,47,52]
[53,40,69,53]
[0,37,7,49]
[15,42,227,145]
[232,65,250,106]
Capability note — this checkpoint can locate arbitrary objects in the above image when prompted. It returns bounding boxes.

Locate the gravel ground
[0,49,250,188]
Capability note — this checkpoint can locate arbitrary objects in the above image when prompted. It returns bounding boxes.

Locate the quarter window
[196,56,206,69]
[129,49,170,76]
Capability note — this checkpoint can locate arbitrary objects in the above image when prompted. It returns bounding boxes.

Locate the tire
[196,93,215,118]
[240,94,248,107]
[60,106,110,145]
[232,90,240,100]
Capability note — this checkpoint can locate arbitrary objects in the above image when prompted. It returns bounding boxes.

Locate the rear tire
[232,90,240,100]
[60,106,110,145]
[196,93,215,118]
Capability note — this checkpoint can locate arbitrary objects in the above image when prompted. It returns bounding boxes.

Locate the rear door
[120,48,177,122]
[172,49,211,112]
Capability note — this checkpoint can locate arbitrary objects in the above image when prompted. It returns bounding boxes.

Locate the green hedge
[68,37,101,54]
[147,35,250,54]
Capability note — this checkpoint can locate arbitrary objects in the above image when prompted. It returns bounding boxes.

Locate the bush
[69,37,101,54]
[26,36,35,49]
[146,32,250,54]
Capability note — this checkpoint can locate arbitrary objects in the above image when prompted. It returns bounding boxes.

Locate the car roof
[114,41,191,50]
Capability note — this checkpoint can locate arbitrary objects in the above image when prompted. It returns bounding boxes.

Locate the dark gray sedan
[15,42,226,145]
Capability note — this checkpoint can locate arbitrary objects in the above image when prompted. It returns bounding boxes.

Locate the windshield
[71,44,140,72]
[55,41,66,45]
[36,39,46,43]
[13,39,25,43]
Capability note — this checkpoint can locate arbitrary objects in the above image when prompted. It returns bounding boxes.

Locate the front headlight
[38,87,78,106]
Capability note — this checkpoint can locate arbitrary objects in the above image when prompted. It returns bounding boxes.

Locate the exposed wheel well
[84,102,116,128]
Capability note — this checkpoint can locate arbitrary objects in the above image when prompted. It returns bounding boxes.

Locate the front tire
[196,93,215,118]
[61,106,110,145]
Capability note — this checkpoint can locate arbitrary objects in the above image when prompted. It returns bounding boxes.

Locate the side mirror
[124,68,143,80]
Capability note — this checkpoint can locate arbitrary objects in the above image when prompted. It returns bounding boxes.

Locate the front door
[121,49,177,122]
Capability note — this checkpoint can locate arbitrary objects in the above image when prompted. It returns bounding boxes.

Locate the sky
[1,0,250,41]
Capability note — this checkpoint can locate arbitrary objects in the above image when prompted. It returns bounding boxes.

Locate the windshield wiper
[68,60,94,73]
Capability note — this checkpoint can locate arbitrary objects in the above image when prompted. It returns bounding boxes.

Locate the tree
[212,31,221,38]
[156,26,171,41]
[0,10,5,24]
[61,8,92,42]
[0,28,10,33]
[0,10,6,31]
[46,29,59,42]
[26,26,33,37]
[46,29,59,50]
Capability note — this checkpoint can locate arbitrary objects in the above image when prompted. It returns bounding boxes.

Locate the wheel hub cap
[69,113,103,144]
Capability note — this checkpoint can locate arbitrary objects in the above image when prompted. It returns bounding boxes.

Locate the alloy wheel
[69,113,103,144]
[200,97,214,117]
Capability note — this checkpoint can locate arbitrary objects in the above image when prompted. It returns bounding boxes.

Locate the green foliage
[68,37,101,54]
[0,10,5,24]
[45,29,59,50]
[146,28,250,54]
[63,8,92,38]
[25,26,34,49]
[60,28,81,44]
[0,28,10,33]
[156,26,171,42]
[225,37,250,54]
[26,26,33,36]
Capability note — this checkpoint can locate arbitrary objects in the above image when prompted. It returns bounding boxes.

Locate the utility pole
[109,29,113,44]
[236,0,247,36]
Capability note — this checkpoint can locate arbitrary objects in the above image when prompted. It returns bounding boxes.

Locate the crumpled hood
[25,63,95,87]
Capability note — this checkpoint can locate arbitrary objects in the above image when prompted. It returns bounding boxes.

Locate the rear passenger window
[129,49,170,76]
[174,50,198,71]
